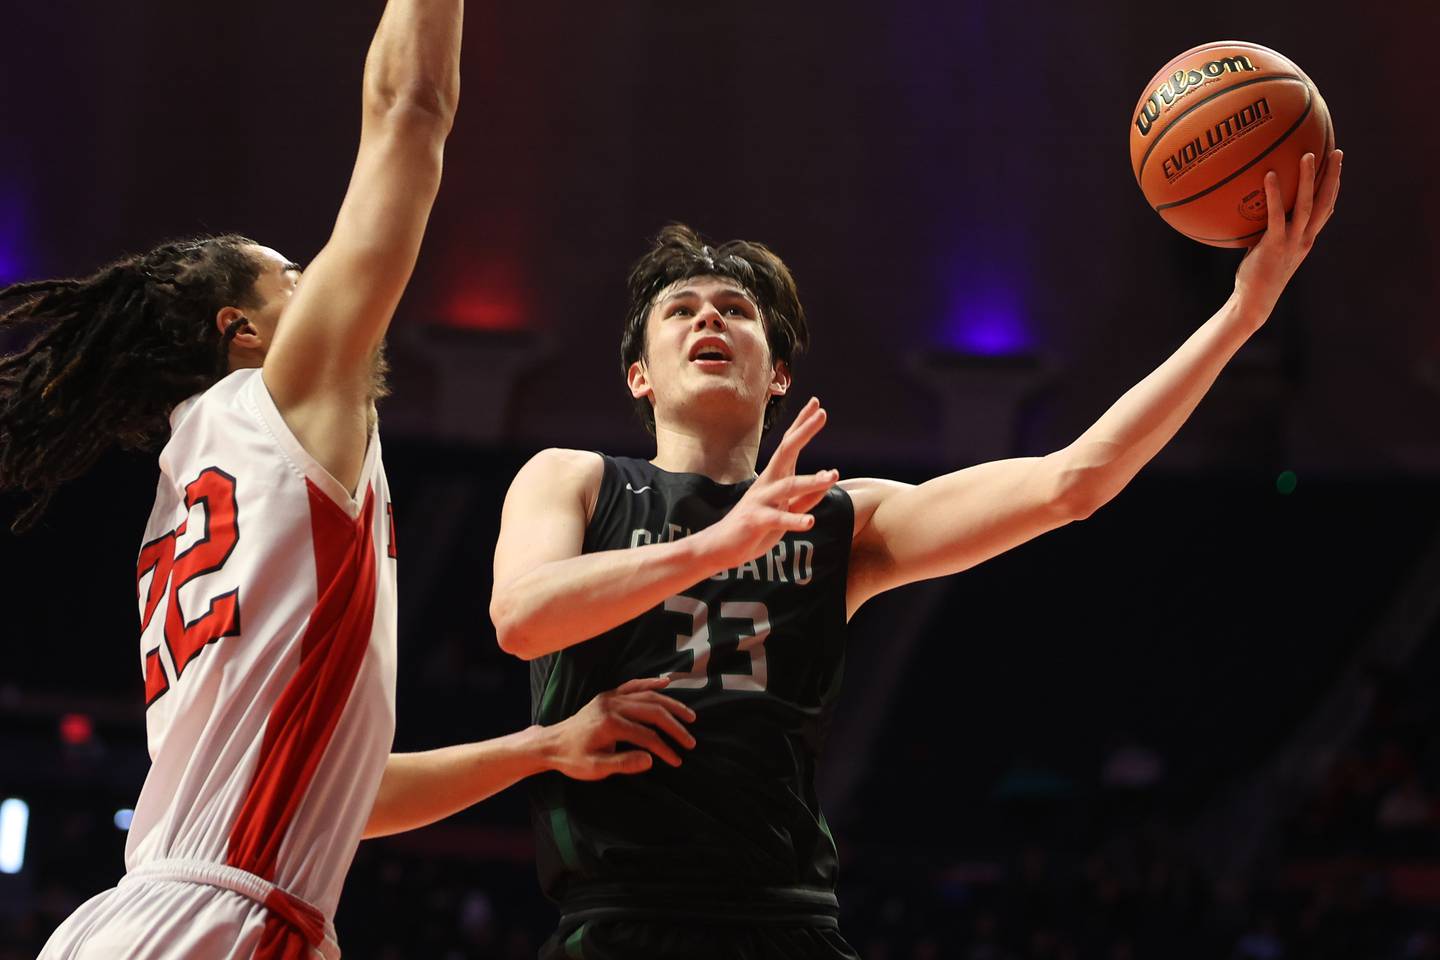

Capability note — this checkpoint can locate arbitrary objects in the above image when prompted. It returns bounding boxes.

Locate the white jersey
[125,368,397,926]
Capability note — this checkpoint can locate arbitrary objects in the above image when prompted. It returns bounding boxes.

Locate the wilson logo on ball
[1135,55,1257,136]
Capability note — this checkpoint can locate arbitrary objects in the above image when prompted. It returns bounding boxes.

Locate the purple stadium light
[940,281,1033,357]
[0,187,27,285]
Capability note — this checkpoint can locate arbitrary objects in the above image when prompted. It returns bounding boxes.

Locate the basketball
[1129,41,1334,248]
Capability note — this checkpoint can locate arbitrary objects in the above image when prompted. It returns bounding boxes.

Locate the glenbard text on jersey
[629,526,817,585]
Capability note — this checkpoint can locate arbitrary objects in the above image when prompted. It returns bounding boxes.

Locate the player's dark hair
[0,234,264,533]
[621,223,809,436]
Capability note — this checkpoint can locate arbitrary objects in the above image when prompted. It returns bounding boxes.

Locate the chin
[682,383,766,423]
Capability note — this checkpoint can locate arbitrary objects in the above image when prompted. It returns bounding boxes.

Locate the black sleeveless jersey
[529,455,854,920]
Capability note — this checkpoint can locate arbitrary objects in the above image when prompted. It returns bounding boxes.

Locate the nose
[692,302,726,332]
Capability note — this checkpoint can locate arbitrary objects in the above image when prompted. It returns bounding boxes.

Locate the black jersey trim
[579,454,621,554]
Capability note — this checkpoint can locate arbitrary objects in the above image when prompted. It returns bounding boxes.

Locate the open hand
[545,677,697,780]
[696,397,838,571]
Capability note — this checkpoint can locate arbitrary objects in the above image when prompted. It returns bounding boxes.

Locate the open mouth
[688,338,732,364]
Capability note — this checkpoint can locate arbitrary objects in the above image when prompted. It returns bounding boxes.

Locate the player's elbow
[364,82,459,136]
[1052,481,1108,522]
[495,628,543,662]
[490,592,541,661]
[1045,455,1112,522]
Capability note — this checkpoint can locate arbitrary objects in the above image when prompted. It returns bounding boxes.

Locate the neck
[226,350,265,373]
[650,412,763,484]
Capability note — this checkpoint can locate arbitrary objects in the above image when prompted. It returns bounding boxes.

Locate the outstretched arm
[262,0,463,492]
[362,678,695,839]
[845,151,1343,617]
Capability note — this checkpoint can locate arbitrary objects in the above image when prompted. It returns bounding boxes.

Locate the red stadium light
[58,712,93,746]
[442,291,527,331]
[439,258,531,331]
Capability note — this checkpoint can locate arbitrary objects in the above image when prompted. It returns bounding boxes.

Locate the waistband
[121,859,339,959]
[559,882,840,926]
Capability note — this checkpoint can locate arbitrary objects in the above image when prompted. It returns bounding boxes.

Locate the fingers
[612,685,698,724]
[761,507,820,533]
[768,470,839,508]
[1303,148,1343,247]
[589,750,653,778]
[643,690,698,725]
[765,398,824,472]
[615,676,672,695]
[611,716,684,767]
[764,401,827,479]
[596,687,700,769]
[615,699,698,750]
[770,397,821,464]
[1263,169,1285,238]
[1290,152,1317,237]
[786,487,833,518]
[782,396,821,435]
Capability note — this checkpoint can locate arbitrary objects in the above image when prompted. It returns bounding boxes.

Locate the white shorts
[38,860,340,960]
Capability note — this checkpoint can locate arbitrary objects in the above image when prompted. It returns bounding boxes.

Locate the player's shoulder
[522,447,604,478]
[166,369,260,435]
[509,448,605,503]
[836,476,913,538]
[836,476,912,505]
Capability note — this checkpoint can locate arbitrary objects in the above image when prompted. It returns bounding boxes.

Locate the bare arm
[846,151,1343,616]
[363,729,551,839]
[262,0,462,492]
[490,401,838,660]
[363,678,695,839]
[845,289,1272,613]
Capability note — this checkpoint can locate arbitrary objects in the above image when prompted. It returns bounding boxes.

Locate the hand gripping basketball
[1235,148,1343,321]
[697,397,839,572]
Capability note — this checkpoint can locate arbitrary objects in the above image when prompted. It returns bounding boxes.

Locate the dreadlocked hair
[0,234,263,533]
[621,223,809,436]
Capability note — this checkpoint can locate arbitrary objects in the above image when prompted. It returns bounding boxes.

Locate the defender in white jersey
[0,1,696,956]
[52,367,397,958]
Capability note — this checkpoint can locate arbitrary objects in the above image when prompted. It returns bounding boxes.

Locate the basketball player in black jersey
[491,151,1342,959]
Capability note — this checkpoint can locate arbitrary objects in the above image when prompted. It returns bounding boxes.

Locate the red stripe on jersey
[255,914,311,960]
[264,887,327,946]
[226,481,379,883]
[254,887,328,957]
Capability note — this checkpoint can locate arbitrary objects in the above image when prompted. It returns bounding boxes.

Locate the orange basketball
[1129,41,1334,248]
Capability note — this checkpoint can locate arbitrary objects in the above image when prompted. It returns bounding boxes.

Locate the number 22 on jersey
[135,467,242,706]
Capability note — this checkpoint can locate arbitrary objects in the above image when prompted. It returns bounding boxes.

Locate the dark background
[3,1,1438,957]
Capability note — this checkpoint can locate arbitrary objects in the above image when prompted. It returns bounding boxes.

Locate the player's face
[240,245,303,351]
[632,276,787,431]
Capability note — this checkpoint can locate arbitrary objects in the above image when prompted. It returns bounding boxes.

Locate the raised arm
[262,0,463,491]
[490,401,838,660]
[845,150,1343,617]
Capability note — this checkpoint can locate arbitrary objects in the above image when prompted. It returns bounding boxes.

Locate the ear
[769,360,792,397]
[215,306,261,349]
[627,359,653,402]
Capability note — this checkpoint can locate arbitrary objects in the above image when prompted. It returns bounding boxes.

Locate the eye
[724,305,749,317]
[668,306,692,318]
